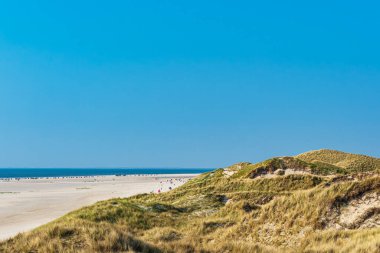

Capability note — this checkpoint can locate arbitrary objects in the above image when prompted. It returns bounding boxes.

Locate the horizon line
[0,167,215,170]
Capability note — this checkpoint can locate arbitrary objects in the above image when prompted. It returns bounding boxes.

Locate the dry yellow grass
[1,150,379,253]
[296,149,380,172]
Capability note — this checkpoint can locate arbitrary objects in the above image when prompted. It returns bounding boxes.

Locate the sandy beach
[0,174,196,241]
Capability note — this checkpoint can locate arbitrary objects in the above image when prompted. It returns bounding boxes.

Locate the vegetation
[1,149,379,252]
[296,149,380,172]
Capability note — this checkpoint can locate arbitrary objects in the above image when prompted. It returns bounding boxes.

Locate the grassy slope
[1,150,379,253]
[295,149,380,172]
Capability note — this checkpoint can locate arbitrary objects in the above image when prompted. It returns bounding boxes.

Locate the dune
[1,150,379,252]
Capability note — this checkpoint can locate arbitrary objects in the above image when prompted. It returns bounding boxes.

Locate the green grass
[1,149,379,253]
[296,149,380,172]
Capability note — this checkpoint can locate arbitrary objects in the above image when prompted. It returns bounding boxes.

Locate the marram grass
[1,149,379,253]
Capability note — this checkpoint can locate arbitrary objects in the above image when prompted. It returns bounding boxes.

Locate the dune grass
[1,150,379,253]
[296,149,380,172]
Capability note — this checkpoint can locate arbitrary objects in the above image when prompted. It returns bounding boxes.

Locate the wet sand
[0,174,196,241]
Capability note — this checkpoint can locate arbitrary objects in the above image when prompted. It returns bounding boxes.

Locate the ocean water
[0,168,213,179]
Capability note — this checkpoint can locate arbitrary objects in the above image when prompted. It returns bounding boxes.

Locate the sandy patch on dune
[324,191,380,230]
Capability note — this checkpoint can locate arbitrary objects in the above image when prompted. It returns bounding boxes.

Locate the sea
[0,168,214,179]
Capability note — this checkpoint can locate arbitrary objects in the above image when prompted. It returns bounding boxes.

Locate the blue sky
[0,1,379,168]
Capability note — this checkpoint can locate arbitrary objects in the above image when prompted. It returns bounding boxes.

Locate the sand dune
[0,174,196,241]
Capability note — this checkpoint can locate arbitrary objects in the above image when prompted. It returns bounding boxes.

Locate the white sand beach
[0,174,196,241]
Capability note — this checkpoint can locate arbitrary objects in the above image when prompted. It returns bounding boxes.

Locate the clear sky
[0,1,379,168]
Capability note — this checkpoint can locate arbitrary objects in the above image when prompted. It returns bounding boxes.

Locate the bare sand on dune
[0,174,196,241]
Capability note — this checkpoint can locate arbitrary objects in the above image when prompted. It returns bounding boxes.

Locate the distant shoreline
[0,173,201,181]
[0,168,213,179]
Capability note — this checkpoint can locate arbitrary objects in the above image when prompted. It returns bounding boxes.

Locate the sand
[0,174,197,241]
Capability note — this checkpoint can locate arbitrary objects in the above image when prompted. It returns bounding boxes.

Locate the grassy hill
[296,149,380,172]
[1,150,379,253]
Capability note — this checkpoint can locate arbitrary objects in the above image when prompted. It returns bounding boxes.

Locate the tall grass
[1,150,379,253]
